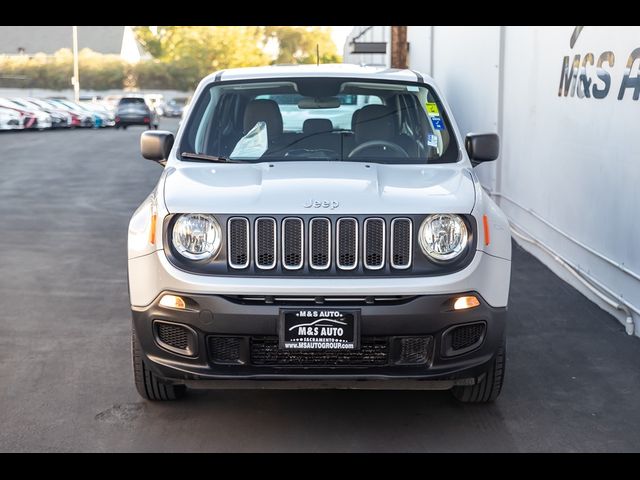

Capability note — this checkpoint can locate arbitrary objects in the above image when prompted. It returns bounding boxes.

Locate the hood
[163,161,476,215]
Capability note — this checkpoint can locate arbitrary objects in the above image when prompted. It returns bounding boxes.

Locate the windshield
[49,99,79,111]
[179,77,459,164]
[26,99,50,110]
[119,97,146,106]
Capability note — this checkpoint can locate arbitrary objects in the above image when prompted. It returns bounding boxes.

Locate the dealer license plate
[280,309,360,350]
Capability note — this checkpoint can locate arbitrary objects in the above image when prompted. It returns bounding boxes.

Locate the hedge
[0,49,195,91]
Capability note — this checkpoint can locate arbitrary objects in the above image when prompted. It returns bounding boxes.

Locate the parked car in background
[163,97,188,117]
[45,98,93,128]
[103,95,122,113]
[0,106,25,130]
[115,96,159,130]
[0,98,51,130]
[23,98,73,128]
[92,103,116,127]
[78,101,115,127]
[11,98,70,129]
[23,97,74,128]
[52,98,108,128]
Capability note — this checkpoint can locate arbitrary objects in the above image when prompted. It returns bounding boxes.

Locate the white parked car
[0,106,24,130]
[0,98,52,130]
[128,65,512,403]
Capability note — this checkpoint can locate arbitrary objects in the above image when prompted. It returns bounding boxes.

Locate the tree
[133,26,343,90]
[264,26,341,65]
[134,26,270,88]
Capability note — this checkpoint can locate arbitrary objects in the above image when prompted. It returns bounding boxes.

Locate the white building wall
[495,26,640,336]
[430,26,502,190]
[345,26,640,336]
[407,26,432,74]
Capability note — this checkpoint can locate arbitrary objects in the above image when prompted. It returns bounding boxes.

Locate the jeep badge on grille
[303,199,340,209]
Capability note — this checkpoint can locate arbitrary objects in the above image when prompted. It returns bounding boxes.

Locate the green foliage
[131,60,199,91]
[133,26,269,89]
[265,26,341,65]
[133,26,343,86]
[0,27,344,92]
[77,49,126,90]
[0,48,125,90]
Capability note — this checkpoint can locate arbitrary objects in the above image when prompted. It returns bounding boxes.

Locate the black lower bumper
[131,292,507,388]
[116,115,150,126]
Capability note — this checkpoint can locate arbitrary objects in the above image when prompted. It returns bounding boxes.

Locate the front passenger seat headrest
[243,99,283,142]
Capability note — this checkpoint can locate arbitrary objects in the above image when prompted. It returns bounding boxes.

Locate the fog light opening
[453,295,480,311]
[159,294,186,310]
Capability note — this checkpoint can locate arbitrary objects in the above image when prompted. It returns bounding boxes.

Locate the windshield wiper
[180,152,239,163]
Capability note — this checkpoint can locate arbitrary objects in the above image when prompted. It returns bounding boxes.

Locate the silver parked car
[129,65,511,403]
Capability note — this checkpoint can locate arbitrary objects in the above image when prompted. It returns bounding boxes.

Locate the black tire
[451,341,506,403]
[115,125,120,129]
[132,327,186,401]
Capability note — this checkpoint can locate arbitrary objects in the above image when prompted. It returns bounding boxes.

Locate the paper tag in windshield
[427,134,438,147]
[426,102,440,116]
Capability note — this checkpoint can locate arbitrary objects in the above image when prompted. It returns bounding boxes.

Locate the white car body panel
[128,64,512,310]
[162,162,476,215]
[0,107,23,130]
[129,249,510,309]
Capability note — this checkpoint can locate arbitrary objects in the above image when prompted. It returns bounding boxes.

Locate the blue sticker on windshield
[431,116,445,130]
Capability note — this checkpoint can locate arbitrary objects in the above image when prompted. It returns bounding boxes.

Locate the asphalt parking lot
[1,119,639,452]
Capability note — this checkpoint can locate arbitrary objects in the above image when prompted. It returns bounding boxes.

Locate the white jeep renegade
[128,64,511,403]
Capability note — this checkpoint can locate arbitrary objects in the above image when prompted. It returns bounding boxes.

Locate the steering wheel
[348,140,409,159]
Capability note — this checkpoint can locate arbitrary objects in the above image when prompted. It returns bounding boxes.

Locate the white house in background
[0,26,147,62]
[344,25,640,338]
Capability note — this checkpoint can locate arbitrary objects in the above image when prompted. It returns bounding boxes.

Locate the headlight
[171,214,222,260]
[418,214,469,262]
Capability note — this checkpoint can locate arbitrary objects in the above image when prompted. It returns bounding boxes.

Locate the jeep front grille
[255,217,276,269]
[364,218,385,270]
[227,216,413,272]
[282,218,304,270]
[227,217,249,269]
[336,218,358,270]
[309,218,331,270]
[391,218,412,269]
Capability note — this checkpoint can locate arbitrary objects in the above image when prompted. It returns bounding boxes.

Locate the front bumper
[132,292,506,388]
[129,250,511,308]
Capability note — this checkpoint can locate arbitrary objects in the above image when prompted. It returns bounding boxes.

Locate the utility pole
[72,26,80,102]
[390,26,408,69]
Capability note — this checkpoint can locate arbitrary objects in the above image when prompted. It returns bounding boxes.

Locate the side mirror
[465,133,499,165]
[141,131,174,165]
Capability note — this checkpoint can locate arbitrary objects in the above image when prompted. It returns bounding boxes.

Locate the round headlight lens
[172,214,222,260]
[418,214,469,261]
